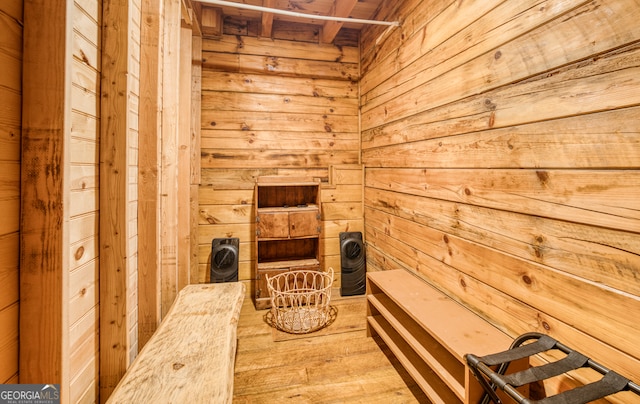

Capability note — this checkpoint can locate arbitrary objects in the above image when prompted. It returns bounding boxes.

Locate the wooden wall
[0,0,22,386]
[70,0,103,401]
[361,0,640,400]
[18,0,141,401]
[10,0,196,401]
[198,31,362,291]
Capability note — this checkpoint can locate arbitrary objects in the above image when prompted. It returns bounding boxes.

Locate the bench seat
[107,282,246,403]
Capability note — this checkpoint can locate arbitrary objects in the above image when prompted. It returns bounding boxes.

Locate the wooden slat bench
[107,282,246,404]
[366,269,526,404]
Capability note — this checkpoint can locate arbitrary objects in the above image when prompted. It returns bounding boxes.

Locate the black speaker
[340,232,366,296]
[210,238,239,283]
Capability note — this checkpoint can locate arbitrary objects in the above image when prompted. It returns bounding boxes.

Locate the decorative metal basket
[266,268,334,334]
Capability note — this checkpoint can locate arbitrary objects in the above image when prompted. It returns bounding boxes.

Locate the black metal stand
[465,332,640,404]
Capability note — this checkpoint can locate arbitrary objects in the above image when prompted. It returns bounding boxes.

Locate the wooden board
[20,0,68,390]
[100,0,140,399]
[107,283,245,404]
[138,0,163,350]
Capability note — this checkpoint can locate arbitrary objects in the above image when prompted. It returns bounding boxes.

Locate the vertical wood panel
[20,0,70,395]
[178,26,192,290]
[190,34,202,285]
[100,0,137,399]
[69,0,101,399]
[161,0,181,316]
[128,0,142,366]
[138,0,162,350]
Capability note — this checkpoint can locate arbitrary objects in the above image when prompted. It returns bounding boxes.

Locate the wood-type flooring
[232,293,430,403]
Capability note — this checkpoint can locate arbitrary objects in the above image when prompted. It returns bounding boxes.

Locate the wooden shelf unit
[253,176,322,309]
[366,270,527,404]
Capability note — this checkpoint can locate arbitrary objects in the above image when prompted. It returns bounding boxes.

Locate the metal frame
[465,332,640,404]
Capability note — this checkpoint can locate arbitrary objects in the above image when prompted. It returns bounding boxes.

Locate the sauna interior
[1,0,639,402]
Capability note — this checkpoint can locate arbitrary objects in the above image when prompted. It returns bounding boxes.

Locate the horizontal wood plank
[0,233,18,311]
[321,184,363,203]
[0,125,20,162]
[365,187,640,296]
[199,204,253,225]
[201,149,358,169]
[0,303,18,383]
[365,168,640,233]
[0,52,21,92]
[362,106,640,167]
[202,110,358,132]
[69,260,98,326]
[201,130,358,151]
[0,88,21,127]
[202,71,357,98]
[202,91,357,115]
[203,51,358,80]
[203,34,359,64]
[199,168,329,188]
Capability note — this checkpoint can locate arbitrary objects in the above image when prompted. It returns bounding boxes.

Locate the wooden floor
[233,292,430,403]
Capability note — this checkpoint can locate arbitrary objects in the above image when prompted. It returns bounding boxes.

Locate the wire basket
[266,268,334,334]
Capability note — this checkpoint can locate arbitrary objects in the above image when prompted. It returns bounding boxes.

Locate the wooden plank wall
[360,0,640,400]
[70,0,102,401]
[12,1,193,402]
[0,0,22,386]
[198,31,361,291]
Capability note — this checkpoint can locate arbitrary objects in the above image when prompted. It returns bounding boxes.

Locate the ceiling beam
[320,0,358,44]
[260,0,275,39]
[197,0,399,27]
[201,5,224,38]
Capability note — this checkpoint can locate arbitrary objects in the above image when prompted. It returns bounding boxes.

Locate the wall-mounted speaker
[340,231,366,296]
[210,238,239,283]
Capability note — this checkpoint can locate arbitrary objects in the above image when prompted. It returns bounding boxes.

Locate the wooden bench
[107,282,246,404]
[366,269,526,404]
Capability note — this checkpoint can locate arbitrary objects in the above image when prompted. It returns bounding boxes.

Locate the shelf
[368,314,462,404]
[254,176,322,309]
[257,258,320,270]
[257,204,319,213]
[368,294,465,400]
[366,270,521,404]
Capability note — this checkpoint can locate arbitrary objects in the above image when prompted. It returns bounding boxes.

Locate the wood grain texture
[107,283,245,404]
[198,34,360,284]
[178,26,193,291]
[69,0,102,400]
[160,0,181,319]
[361,0,640,400]
[100,0,140,399]
[233,295,428,403]
[202,33,359,64]
[138,0,163,351]
[20,0,68,390]
[0,303,18,384]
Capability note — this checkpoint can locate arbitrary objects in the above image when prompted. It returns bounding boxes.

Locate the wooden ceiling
[194,0,387,44]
